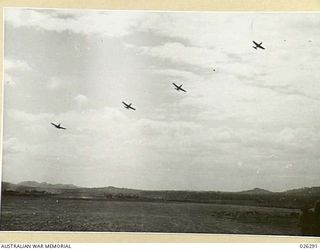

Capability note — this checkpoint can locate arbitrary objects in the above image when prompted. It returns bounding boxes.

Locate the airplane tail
[253,46,257,50]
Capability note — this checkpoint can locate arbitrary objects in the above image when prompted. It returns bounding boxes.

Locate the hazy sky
[2,8,320,191]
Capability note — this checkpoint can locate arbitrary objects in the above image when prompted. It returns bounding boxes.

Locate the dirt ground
[0,195,301,235]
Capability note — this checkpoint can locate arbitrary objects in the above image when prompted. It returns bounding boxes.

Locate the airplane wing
[180,88,187,92]
[129,106,136,110]
[253,41,259,46]
[172,83,179,88]
[122,101,128,106]
[59,126,66,130]
[260,45,265,50]
[51,122,58,127]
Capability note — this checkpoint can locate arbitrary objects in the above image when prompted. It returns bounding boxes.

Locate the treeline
[3,189,53,196]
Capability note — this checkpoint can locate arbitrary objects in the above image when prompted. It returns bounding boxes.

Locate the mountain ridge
[18,181,79,189]
[3,180,320,194]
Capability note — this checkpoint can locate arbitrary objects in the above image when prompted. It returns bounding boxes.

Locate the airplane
[51,122,66,130]
[172,83,187,92]
[252,41,265,50]
[122,101,136,110]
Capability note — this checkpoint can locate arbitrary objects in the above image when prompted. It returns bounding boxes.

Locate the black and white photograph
[1,8,320,236]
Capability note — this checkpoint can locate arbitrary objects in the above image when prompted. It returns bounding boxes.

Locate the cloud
[151,68,198,80]
[4,59,32,87]
[47,77,63,90]
[74,94,89,108]
[138,12,320,50]
[8,109,53,123]
[5,8,146,38]
[247,82,320,102]
[4,58,32,71]
[3,137,27,154]
[4,74,17,86]
[136,42,220,69]
[136,12,254,48]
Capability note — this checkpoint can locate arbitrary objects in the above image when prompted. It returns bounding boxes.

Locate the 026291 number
[300,244,318,249]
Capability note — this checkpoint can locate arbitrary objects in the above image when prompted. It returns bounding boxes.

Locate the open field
[0,195,301,235]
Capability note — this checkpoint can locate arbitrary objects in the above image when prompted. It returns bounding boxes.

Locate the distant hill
[3,181,320,196]
[2,181,320,209]
[91,186,142,194]
[2,181,17,190]
[285,186,320,196]
[18,181,79,189]
[240,188,273,195]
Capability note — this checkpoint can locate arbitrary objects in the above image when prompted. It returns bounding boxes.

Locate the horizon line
[2,180,319,193]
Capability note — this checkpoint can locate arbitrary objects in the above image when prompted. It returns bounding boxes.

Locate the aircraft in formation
[252,41,265,50]
[122,101,136,111]
[54,39,320,128]
[51,122,66,130]
[172,83,187,92]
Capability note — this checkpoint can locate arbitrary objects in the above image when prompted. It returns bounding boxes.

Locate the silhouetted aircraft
[122,101,136,110]
[51,122,66,130]
[172,83,187,92]
[252,41,265,50]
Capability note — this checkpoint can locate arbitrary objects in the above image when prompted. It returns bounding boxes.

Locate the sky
[2,8,320,192]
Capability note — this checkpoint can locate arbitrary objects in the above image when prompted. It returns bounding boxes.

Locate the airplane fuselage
[252,41,265,50]
[51,122,66,130]
[172,83,186,92]
[122,101,136,110]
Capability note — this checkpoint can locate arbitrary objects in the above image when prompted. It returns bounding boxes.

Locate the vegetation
[2,181,320,209]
